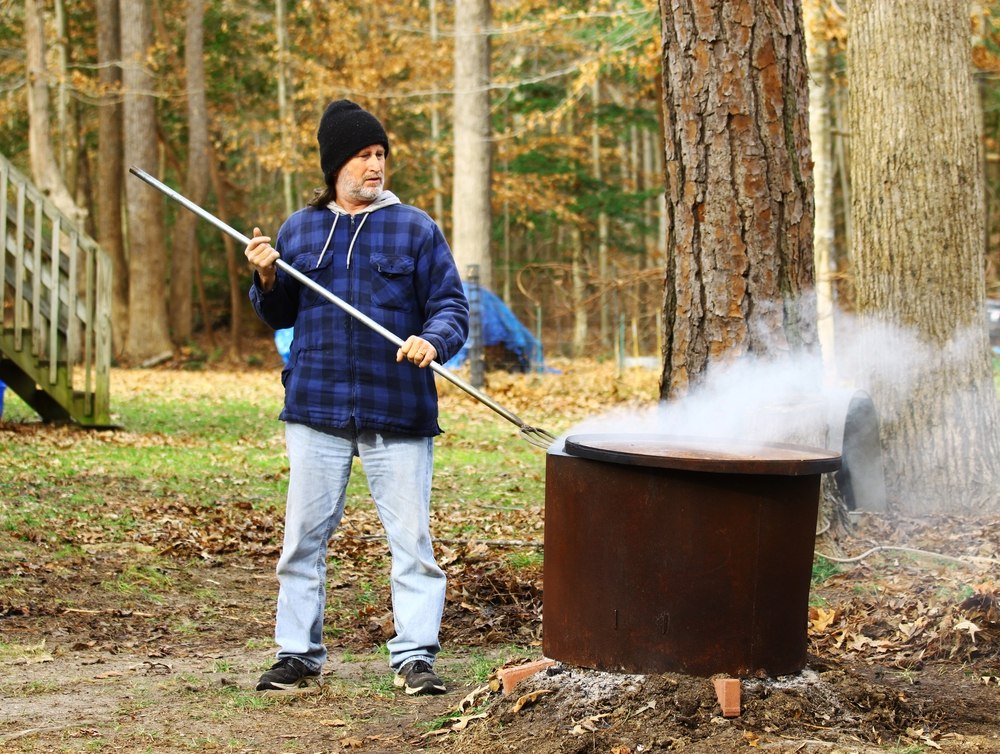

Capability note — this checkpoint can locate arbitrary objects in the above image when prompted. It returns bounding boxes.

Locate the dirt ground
[3,504,998,753]
[2,366,999,753]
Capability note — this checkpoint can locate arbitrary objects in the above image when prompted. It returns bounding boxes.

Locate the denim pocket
[370,253,415,310]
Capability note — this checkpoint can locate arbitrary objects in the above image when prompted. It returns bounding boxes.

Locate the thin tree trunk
[276,0,295,217]
[804,0,836,376]
[208,156,242,358]
[571,229,588,357]
[592,77,610,349]
[96,0,127,356]
[24,0,84,224]
[430,0,445,226]
[121,0,173,362]
[832,86,852,263]
[452,0,492,289]
[54,0,69,182]
[169,0,210,342]
[848,0,1000,513]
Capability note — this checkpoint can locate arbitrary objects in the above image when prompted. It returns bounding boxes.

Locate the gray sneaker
[255,657,321,691]
[394,659,446,695]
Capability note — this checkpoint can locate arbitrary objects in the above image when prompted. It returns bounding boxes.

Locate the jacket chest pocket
[291,246,336,309]
[370,253,415,311]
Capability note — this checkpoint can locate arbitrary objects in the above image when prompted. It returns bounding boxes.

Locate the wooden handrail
[0,153,113,426]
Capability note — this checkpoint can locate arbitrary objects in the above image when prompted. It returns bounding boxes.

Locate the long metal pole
[128,166,554,446]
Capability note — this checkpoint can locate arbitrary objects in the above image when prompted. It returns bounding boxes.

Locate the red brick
[499,659,556,696]
[713,677,741,717]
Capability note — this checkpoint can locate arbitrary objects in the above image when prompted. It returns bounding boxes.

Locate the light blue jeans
[273,422,445,672]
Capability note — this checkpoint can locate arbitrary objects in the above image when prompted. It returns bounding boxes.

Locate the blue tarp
[446,283,542,372]
[273,284,543,372]
[275,327,294,365]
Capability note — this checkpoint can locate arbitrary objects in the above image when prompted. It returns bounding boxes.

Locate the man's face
[335,144,386,206]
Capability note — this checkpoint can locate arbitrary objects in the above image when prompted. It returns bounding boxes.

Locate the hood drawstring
[314,210,371,270]
[345,212,369,270]
[315,212,340,269]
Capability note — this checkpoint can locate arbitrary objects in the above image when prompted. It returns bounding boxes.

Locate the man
[244,99,469,696]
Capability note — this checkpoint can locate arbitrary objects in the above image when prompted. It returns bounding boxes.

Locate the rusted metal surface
[543,435,841,678]
[563,434,841,475]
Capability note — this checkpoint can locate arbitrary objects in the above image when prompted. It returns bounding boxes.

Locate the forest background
[7,0,1000,365]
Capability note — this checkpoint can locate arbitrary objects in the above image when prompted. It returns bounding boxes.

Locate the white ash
[516,665,647,710]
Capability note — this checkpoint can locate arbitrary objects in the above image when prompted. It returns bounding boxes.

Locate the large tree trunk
[95,0,127,356]
[657,0,816,399]
[24,0,84,224]
[452,0,492,289]
[169,0,210,342]
[121,0,173,362]
[848,0,1000,513]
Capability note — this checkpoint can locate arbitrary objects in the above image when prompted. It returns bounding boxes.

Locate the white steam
[563,309,996,459]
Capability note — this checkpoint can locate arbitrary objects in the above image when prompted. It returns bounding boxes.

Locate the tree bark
[452,0,492,289]
[121,0,173,362]
[24,0,84,224]
[848,0,1000,513]
[657,0,816,399]
[169,0,210,342]
[95,0,127,356]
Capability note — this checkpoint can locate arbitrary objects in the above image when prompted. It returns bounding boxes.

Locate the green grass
[0,640,50,663]
[101,565,173,602]
[244,637,273,652]
[1,387,291,513]
[505,550,543,569]
[218,685,276,711]
[360,670,396,699]
[1,384,289,557]
[811,554,840,586]
[0,370,551,560]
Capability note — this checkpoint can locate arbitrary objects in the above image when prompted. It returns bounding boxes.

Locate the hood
[328,189,401,216]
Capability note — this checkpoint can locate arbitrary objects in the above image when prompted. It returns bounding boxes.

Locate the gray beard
[345,176,383,203]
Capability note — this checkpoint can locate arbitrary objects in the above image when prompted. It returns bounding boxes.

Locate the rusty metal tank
[543,434,841,678]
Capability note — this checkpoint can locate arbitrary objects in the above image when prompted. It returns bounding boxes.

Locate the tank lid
[562,434,842,475]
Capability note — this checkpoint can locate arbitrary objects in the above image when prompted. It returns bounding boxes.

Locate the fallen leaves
[808,606,836,632]
[807,517,1000,668]
[808,591,1000,666]
[511,687,553,713]
[420,684,495,738]
[952,618,982,643]
[571,711,611,735]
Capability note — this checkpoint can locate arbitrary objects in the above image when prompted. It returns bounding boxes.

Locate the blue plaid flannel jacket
[249,192,469,437]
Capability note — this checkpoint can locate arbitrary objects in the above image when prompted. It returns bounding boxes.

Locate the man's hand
[397,336,437,368]
[245,227,279,291]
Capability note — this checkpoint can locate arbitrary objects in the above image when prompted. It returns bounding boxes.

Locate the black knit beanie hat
[317,100,390,187]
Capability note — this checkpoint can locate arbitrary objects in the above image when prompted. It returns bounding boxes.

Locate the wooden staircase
[1,152,113,427]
